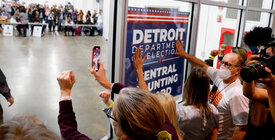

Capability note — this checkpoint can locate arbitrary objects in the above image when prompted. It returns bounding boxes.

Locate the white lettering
[152,29,160,43]
[144,29,152,44]
[133,30,143,45]
[168,29,176,41]
[160,29,168,42]
[132,28,186,44]
[143,64,177,81]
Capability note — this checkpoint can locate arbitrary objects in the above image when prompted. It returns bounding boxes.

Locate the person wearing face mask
[175,40,249,140]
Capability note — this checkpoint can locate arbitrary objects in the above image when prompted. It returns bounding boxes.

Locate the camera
[241,27,275,82]
[240,55,275,82]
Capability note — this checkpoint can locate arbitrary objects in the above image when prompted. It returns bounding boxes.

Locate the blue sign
[124,7,190,96]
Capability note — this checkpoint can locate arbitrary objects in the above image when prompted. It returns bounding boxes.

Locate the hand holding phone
[91,46,100,71]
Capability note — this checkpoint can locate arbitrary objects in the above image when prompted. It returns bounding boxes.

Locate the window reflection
[196,5,239,62]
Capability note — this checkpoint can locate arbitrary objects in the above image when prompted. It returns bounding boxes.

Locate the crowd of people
[0,2,103,37]
[0,24,274,139]
[54,41,275,140]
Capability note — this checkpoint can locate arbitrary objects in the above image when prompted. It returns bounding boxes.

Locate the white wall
[102,0,110,39]
[75,0,99,15]
[74,0,83,12]
[196,6,238,60]
[195,5,271,60]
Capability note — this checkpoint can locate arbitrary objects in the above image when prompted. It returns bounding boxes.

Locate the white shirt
[48,12,54,20]
[65,21,73,25]
[97,14,103,29]
[176,103,219,140]
[207,67,249,140]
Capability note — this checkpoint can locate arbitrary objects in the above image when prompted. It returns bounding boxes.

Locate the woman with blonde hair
[156,92,183,140]
[77,10,84,24]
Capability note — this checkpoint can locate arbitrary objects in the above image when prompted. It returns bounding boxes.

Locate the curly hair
[244,26,273,47]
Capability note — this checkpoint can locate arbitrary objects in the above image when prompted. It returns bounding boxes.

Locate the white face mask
[218,66,232,80]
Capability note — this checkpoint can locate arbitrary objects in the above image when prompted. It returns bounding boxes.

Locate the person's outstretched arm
[57,70,92,140]
[89,63,132,94]
[175,40,209,71]
[133,48,148,91]
[89,63,112,90]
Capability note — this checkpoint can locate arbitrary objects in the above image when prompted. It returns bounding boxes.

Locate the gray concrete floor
[0,32,111,139]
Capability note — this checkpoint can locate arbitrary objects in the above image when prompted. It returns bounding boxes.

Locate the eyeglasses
[103,107,117,122]
[220,61,240,68]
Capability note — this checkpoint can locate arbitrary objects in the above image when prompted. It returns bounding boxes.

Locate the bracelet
[209,55,215,59]
[109,102,114,108]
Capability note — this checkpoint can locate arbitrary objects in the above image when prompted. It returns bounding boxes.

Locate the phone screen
[92,46,100,71]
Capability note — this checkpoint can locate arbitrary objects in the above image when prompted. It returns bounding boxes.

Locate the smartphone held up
[91,46,100,72]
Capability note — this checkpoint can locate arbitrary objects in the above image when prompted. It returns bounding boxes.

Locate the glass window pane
[226,10,270,23]
[223,33,235,46]
[247,11,262,21]
[245,11,270,31]
[226,8,238,19]
[128,0,192,99]
[207,0,242,5]
[247,0,273,9]
[196,5,240,63]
